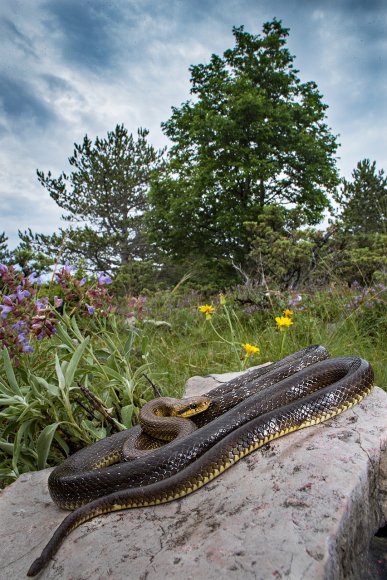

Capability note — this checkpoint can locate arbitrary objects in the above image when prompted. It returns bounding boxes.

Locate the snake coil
[27,346,374,576]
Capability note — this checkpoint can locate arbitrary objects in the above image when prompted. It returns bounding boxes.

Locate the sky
[0,0,386,249]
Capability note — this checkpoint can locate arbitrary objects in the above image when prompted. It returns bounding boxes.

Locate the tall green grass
[140,285,387,395]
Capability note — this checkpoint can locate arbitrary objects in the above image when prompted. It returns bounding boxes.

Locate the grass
[0,281,385,486]
[139,285,387,396]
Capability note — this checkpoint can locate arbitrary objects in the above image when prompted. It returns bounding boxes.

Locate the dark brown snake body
[121,396,212,460]
[27,346,374,576]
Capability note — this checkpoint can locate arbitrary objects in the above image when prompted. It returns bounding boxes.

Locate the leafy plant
[0,261,114,360]
[0,314,150,487]
[0,262,152,487]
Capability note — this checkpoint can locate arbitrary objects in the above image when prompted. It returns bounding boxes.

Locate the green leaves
[0,315,148,486]
[62,335,90,390]
[334,159,387,235]
[149,19,339,278]
[36,125,165,271]
[1,348,22,396]
[121,404,134,428]
[55,354,66,392]
[81,419,106,440]
[36,423,61,470]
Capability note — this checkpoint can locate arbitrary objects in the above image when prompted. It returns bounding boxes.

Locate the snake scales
[27,346,374,576]
[121,395,212,460]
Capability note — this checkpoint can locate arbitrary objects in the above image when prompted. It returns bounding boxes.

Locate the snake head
[172,396,212,418]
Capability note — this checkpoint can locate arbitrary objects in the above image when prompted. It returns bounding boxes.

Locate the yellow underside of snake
[27,347,374,576]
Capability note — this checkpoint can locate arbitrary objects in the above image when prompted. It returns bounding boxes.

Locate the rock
[0,371,386,580]
[184,362,272,397]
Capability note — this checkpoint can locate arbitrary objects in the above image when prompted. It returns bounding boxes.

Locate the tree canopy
[35,125,165,271]
[148,19,339,271]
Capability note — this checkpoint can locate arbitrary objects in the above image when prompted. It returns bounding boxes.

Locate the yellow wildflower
[275,316,294,329]
[242,343,260,356]
[198,304,215,319]
[283,309,293,318]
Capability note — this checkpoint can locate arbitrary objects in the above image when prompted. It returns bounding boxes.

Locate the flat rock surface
[1,374,386,580]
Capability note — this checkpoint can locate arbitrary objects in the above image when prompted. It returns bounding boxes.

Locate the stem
[223,303,236,341]
[279,330,286,357]
[143,373,162,398]
[61,392,76,425]
[241,354,249,371]
[78,383,123,432]
[208,318,235,346]
[209,314,241,369]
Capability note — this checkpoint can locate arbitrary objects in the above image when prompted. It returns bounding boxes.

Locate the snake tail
[27,357,373,577]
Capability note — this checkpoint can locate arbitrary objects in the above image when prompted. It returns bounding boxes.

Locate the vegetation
[145,286,386,393]
[22,125,165,273]
[147,20,339,282]
[334,159,387,234]
[245,204,386,289]
[0,265,385,488]
[0,232,9,263]
[1,20,386,489]
[0,264,150,486]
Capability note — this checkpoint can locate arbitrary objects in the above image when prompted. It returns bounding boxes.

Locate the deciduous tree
[148,20,339,273]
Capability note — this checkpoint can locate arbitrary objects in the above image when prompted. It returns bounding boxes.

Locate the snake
[122,346,328,460]
[27,346,374,576]
[121,395,212,460]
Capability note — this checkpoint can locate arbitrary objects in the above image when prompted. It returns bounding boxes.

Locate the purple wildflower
[98,272,112,285]
[17,332,27,344]
[22,344,34,353]
[27,272,41,284]
[0,304,13,318]
[288,294,302,307]
[12,320,26,331]
[36,297,49,311]
[53,296,63,308]
[86,304,96,314]
[16,285,31,302]
[63,262,76,274]
[3,294,15,305]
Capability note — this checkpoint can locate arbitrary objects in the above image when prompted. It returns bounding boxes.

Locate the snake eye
[189,403,197,409]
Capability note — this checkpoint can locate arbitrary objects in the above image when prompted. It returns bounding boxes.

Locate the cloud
[2,190,61,229]
[0,73,56,128]
[0,16,39,59]
[42,0,124,73]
